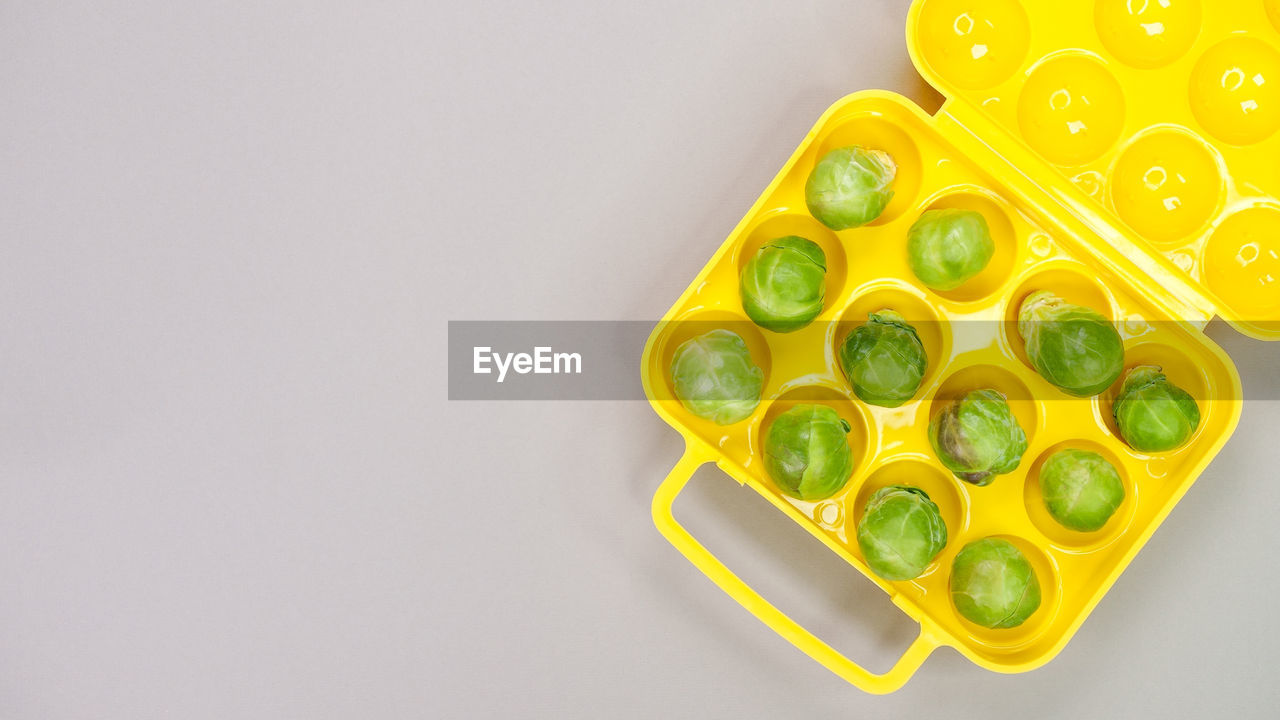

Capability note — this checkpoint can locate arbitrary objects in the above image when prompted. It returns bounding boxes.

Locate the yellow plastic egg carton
[642,0,1273,693]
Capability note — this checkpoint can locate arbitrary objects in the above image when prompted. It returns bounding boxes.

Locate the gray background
[2,1,1277,718]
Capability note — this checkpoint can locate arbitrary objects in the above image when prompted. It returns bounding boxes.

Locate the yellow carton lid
[908,0,1280,339]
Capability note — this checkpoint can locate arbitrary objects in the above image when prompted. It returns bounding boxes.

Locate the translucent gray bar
[447,321,1276,401]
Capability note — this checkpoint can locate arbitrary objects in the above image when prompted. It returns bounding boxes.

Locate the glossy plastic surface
[908,0,1280,338]
[641,91,1241,692]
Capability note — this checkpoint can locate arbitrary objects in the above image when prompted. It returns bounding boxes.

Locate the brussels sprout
[764,404,855,500]
[669,329,764,425]
[929,389,1027,486]
[907,209,995,291]
[838,310,928,407]
[950,538,1041,629]
[804,146,896,230]
[739,236,827,333]
[1017,290,1124,397]
[1039,449,1125,532]
[856,485,948,581]
[1113,366,1201,452]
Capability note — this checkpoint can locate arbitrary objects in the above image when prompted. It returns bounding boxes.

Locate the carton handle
[651,444,940,694]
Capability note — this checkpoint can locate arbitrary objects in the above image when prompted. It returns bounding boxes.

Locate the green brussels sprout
[837,310,928,407]
[907,209,995,291]
[764,404,855,500]
[856,485,948,581]
[929,389,1027,486]
[669,329,764,425]
[739,236,827,333]
[804,146,896,230]
[1039,449,1125,532]
[1017,290,1124,397]
[1113,366,1201,452]
[950,538,1041,629]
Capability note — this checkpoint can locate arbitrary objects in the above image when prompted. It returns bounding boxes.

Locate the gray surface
[1,1,1277,718]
